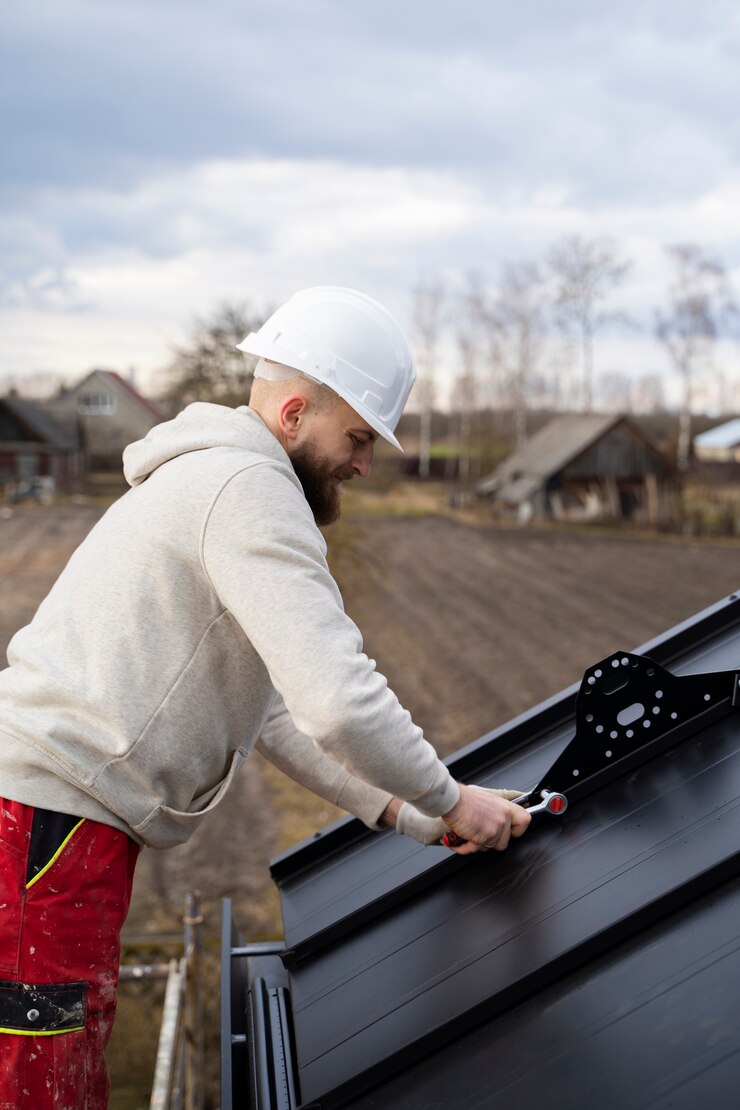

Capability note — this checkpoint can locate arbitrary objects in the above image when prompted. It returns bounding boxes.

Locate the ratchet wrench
[441,788,568,849]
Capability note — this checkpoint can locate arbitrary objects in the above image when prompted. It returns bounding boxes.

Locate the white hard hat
[236,286,416,451]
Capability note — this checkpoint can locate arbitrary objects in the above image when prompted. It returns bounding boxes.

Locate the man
[0,286,530,1107]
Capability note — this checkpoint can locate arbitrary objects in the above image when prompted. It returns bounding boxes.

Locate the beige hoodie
[0,403,458,848]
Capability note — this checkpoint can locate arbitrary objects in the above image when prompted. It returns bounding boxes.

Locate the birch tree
[485,261,548,447]
[655,244,737,470]
[548,234,631,412]
[412,277,445,479]
[455,274,485,484]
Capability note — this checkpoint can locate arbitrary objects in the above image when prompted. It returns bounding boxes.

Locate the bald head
[249,370,343,446]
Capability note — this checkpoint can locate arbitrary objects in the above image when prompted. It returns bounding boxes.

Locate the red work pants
[0,798,138,1109]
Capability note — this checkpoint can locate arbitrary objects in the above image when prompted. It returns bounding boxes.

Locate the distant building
[0,395,84,490]
[45,369,165,470]
[694,418,740,463]
[476,413,676,524]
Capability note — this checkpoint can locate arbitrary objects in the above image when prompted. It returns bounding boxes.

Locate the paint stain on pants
[0,798,139,1109]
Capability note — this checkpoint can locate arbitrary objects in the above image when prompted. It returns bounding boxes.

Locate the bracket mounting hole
[617,702,644,727]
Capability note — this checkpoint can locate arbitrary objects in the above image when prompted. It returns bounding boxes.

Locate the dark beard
[290,442,344,525]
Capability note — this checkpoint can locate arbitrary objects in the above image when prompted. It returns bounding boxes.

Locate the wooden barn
[476,413,676,523]
[0,395,84,491]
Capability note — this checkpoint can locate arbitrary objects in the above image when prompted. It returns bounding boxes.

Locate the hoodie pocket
[131,749,246,849]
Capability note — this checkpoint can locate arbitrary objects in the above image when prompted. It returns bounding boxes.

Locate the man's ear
[278,395,308,441]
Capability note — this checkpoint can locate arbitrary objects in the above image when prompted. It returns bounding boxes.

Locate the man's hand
[381,787,531,850]
[441,783,532,855]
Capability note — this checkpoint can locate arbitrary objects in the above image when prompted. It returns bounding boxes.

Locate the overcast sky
[2,0,739,404]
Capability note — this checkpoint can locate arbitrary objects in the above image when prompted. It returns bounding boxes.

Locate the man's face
[289,399,377,525]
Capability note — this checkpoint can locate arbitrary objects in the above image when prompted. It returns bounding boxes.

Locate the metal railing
[119,892,205,1110]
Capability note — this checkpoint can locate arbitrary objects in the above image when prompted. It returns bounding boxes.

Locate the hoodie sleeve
[256,692,393,829]
[201,462,459,818]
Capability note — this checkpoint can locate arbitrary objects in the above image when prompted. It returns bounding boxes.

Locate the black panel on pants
[26,807,81,886]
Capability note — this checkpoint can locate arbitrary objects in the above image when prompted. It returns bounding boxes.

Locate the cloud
[2,150,739,388]
[2,0,738,204]
[0,158,477,379]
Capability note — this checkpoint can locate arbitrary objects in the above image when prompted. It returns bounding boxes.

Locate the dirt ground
[333,504,740,756]
[1,494,739,1104]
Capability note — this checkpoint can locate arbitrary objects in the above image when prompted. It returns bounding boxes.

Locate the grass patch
[107,978,166,1110]
[336,478,740,547]
[340,481,459,519]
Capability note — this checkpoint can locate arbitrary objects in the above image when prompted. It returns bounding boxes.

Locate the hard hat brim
[237,334,404,452]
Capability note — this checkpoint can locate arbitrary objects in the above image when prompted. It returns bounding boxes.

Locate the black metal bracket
[534,651,740,804]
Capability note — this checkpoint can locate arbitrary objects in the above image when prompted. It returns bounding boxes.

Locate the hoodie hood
[123,403,288,486]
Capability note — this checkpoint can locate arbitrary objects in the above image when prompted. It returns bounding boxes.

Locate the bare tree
[598,371,634,413]
[484,261,548,447]
[455,274,486,485]
[164,300,268,409]
[548,234,632,412]
[412,277,445,479]
[632,373,667,414]
[655,244,737,470]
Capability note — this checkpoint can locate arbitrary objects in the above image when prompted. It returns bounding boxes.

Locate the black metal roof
[222,592,740,1109]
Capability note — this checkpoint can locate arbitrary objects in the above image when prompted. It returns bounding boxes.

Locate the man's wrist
[379,797,403,829]
[442,781,465,823]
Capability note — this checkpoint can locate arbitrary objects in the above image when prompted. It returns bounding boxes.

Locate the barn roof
[222,591,740,1109]
[476,412,619,497]
[0,395,78,450]
[694,417,740,450]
